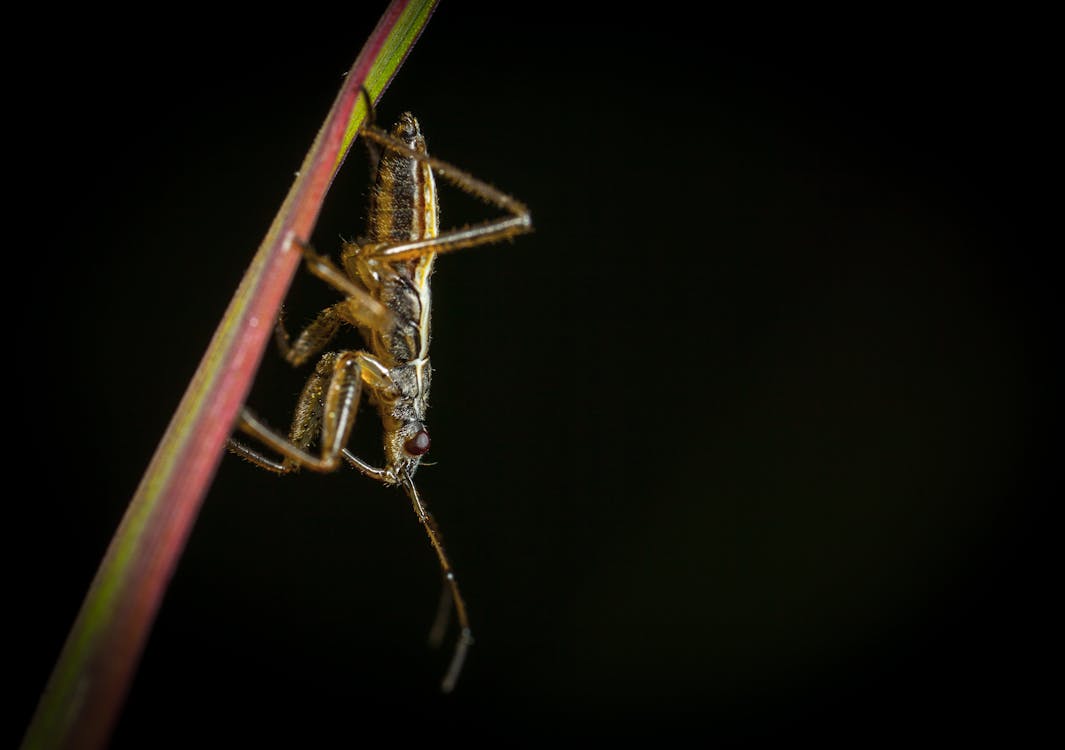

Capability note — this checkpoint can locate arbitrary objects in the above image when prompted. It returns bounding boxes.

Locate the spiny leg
[227,349,376,473]
[291,238,397,335]
[274,304,344,368]
[272,237,407,371]
[400,473,474,694]
[344,123,532,265]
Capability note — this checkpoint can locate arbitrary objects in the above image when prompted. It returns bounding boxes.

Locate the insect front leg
[227,349,394,474]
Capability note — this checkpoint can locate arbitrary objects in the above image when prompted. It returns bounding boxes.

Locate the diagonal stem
[20,2,438,749]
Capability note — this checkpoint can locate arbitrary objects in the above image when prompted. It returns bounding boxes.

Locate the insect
[227,93,531,691]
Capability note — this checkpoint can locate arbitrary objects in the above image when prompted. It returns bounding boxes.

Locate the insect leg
[401,474,474,694]
[341,450,393,483]
[290,238,396,334]
[227,349,391,473]
[357,127,532,263]
[274,303,345,368]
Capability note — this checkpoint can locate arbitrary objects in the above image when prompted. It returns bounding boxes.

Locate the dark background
[11,4,1055,745]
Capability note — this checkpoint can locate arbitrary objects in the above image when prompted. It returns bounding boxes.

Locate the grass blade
[21,2,438,748]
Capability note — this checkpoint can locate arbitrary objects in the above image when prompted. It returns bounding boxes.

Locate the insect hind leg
[353,122,532,264]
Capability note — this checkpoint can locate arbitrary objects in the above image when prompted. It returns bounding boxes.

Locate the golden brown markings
[363,116,439,364]
[370,159,397,244]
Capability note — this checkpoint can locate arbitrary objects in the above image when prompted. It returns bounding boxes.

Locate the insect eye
[404,429,431,456]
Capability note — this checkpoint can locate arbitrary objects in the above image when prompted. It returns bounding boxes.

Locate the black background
[11,4,1055,746]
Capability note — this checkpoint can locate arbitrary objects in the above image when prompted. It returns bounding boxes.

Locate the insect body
[227,105,531,692]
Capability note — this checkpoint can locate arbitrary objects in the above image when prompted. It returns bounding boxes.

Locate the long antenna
[402,473,475,692]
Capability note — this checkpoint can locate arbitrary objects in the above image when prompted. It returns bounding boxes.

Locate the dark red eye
[404,429,431,456]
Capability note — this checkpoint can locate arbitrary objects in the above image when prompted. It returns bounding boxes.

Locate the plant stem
[20,3,438,748]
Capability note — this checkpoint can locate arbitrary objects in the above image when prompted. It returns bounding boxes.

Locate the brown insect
[227,95,531,691]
